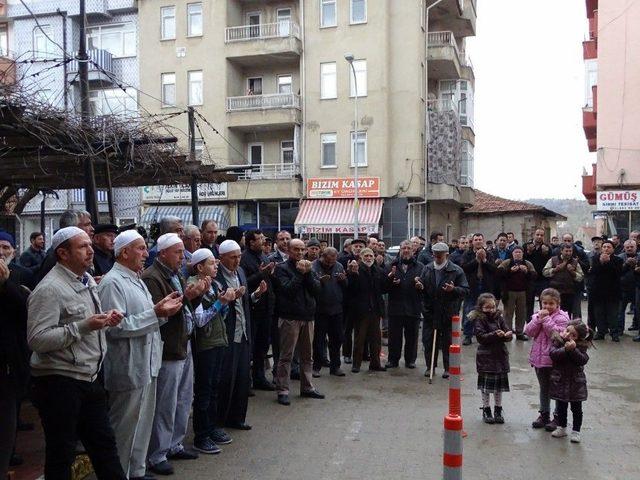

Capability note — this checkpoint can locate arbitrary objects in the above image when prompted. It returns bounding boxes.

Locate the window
[321,133,337,167]
[350,131,367,167]
[281,140,294,164]
[460,140,474,187]
[248,143,263,168]
[277,8,292,36]
[349,59,367,97]
[320,62,337,99]
[161,6,176,40]
[188,70,203,105]
[87,23,136,58]
[350,0,367,24]
[89,88,138,116]
[585,59,598,108]
[247,12,261,38]
[33,25,56,58]
[187,3,203,37]
[277,74,292,94]
[0,25,8,56]
[194,139,204,160]
[161,73,176,107]
[247,77,263,95]
[320,0,337,27]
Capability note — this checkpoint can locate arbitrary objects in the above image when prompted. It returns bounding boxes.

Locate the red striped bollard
[443,414,463,480]
[451,315,462,346]
[448,344,462,416]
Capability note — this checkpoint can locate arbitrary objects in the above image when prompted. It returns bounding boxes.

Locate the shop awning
[294,198,383,235]
[140,205,231,231]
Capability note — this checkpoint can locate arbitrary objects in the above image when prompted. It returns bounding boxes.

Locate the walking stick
[429,329,437,384]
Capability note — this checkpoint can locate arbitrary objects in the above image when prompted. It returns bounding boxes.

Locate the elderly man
[93,224,118,277]
[340,237,366,364]
[201,220,220,257]
[418,232,444,265]
[419,242,469,379]
[181,224,202,277]
[99,231,183,479]
[216,240,266,427]
[19,231,46,272]
[590,240,623,341]
[385,240,424,369]
[305,238,321,262]
[543,243,584,318]
[142,233,208,475]
[497,246,537,340]
[27,227,126,479]
[145,216,185,268]
[269,230,291,264]
[618,239,639,335]
[274,238,323,405]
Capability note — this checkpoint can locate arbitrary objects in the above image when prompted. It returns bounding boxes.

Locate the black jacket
[385,257,424,318]
[0,268,30,393]
[312,260,347,316]
[19,246,46,271]
[420,261,469,330]
[347,262,385,318]
[618,252,640,292]
[549,337,589,402]
[589,254,623,301]
[471,310,511,374]
[240,248,276,319]
[93,248,115,277]
[461,248,497,295]
[274,259,320,321]
[524,243,552,276]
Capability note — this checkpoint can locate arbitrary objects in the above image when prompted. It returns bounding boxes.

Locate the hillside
[525,198,595,239]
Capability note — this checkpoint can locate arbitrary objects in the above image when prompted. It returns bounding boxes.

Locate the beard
[362,259,374,268]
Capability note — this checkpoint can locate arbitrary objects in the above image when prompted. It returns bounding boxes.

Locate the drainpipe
[299,0,306,195]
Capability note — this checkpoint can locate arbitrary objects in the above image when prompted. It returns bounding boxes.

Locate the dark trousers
[343,311,354,358]
[271,313,280,376]
[32,375,126,480]
[251,309,271,382]
[587,291,596,330]
[313,313,344,371]
[353,313,382,369]
[193,346,225,443]
[527,278,549,320]
[388,315,419,365]
[0,371,17,479]
[618,290,636,333]
[594,298,620,336]
[572,283,584,318]
[217,338,250,427]
[557,401,583,432]
[422,319,452,370]
[560,293,575,318]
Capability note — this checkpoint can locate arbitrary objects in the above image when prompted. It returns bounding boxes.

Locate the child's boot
[570,431,581,443]
[482,407,495,424]
[532,412,550,429]
[493,406,504,424]
[551,426,567,438]
[545,414,559,432]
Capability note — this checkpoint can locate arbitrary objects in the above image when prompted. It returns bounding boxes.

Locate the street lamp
[345,53,359,239]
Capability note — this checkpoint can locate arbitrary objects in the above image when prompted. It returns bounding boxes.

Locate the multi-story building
[139,0,477,246]
[581,0,640,238]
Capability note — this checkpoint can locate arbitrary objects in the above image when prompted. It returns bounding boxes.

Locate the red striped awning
[294,198,383,235]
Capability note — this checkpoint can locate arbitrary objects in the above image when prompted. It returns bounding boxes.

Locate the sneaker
[612,335,620,343]
[545,415,559,432]
[194,438,221,455]
[551,426,567,438]
[482,407,495,424]
[210,428,232,445]
[532,412,550,429]
[633,335,640,342]
[312,369,321,378]
[344,357,353,364]
[494,406,504,424]
[570,431,581,443]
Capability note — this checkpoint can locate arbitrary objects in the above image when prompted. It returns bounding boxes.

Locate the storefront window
[629,211,640,236]
[608,211,629,239]
[259,202,279,237]
[238,203,258,229]
[280,201,299,232]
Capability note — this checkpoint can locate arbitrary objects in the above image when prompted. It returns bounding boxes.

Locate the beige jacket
[27,263,105,382]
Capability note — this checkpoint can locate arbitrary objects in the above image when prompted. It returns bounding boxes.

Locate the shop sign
[596,190,640,211]
[306,177,380,198]
[142,183,228,202]
[296,224,379,235]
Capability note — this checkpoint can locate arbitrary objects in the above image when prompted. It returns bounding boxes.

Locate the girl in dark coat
[549,320,592,443]
[470,293,512,424]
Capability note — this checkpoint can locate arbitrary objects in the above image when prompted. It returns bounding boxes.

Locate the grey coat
[98,262,165,392]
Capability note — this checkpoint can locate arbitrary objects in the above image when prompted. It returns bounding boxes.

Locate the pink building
[582,0,640,238]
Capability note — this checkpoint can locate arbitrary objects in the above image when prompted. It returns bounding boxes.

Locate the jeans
[535,367,552,414]
[313,313,344,371]
[594,298,620,336]
[32,375,126,480]
[387,315,420,365]
[618,290,636,333]
[193,347,225,444]
[462,296,477,338]
[557,401,583,432]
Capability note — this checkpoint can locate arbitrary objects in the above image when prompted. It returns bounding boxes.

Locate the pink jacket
[524,309,570,368]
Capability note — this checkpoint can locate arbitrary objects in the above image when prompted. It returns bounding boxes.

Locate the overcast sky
[466,0,596,200]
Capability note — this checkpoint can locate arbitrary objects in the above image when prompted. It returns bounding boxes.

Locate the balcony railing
[225,21,301,43]
[68,48,114,76]
[226,93,301,112]
[429,31,461,54]
[427,98,458,114]
[236,162,299,180]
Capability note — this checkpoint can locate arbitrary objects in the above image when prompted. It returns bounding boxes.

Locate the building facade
[138,0,477,246]
[581,0,640,238]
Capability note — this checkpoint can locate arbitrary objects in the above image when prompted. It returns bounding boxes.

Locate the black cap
[351,238,366,246]
[307,238,321,247]
[591,236,604,242]
[94,224,119,235]
[118,223,137,233]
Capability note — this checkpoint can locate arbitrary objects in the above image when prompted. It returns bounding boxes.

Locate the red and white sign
[596,190,640,211]
[306,177,380,199]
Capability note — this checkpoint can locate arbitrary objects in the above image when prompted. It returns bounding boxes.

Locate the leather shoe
[330,368,346,376]
[593,333,606,340]
[168,449,198,460]
[225,422,252,430]
[278,394,290,405]
[369,365,387,372]
[312,369,321,378]
[405,363,416,369]
[385,361,399,369]
[301,389,325,399]
[351,367,360,373]
[442,371,450,379]
[149,461,174,476]
[516,333,529,341]
[633,335,640,342]
[253,378,276,391]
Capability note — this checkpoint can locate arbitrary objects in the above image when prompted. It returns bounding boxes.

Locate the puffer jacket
[470,310,510,374]
[549,336,589,402]
[523,309,570,368]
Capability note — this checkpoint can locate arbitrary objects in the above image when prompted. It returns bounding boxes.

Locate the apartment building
[581,0,640,238]
[139,0,477,246]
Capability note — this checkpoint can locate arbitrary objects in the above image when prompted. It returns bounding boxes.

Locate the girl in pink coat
[524,288,570,431]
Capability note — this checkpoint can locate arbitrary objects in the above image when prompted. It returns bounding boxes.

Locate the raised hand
[154,291,184,317]
[254,280,268,297]
[104,310,124,327]
[348,260,359,274]
[235,285,247,299]
[218,288,236,305]
[0,260,9,285]
[86,313,112,331]
[414,277,424,291]
[442,281,455,292]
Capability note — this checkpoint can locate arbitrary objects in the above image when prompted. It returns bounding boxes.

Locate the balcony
[0,55,16,86]
[236,162,299,181]
[226,93,301,131]
[583,107,597,152]
[225,21,302,67]
[585,0,598,19]
[589,10,598,39]
[592,85,598,113]
[427,98,458,114]
[67,49,114,84]
[427,0,476,37]
[428,31,462,79]
[582,164,597,205]
[583,39,597,60]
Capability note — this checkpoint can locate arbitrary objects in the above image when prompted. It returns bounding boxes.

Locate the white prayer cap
[219,240,241,255]
[190,248,213,266]
[114,230,143,257]
[157,233,183,252]
[51,226,85,251]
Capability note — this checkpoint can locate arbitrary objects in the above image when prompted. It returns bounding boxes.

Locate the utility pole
[188,107,200,226]
[79,0,99,222]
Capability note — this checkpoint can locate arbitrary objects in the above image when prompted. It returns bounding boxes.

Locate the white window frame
[320,0,337,28]
[87,23,136,58]
[247,76,263,95]
[277,8,292,36]
[248,143,264,172]
[161,72,176,107]
[321,133,337,168]
[33,25,56,59]
[247,11,262,38]
[349,59,367,97]
[320,62,337,99]
[188,70,203,106]
[277,74,293,94]
[187,3,203,37]
[350,0,367,25]
[161,6,176,40]
[281,140,294,164]
[350,131,367,167]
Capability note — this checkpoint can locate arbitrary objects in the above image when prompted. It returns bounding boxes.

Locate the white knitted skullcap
[114,230,143,256]
[219,240,241,255]
[190,248,214,266]
[51,226,85,251]
[157,233,183,252]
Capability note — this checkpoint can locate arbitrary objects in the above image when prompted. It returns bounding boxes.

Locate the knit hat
[219,240,241,255]
[0,231,15,248]
[190,248,214,266]
[157,233,182,251]
[114,230,143,256]
[51,226,84,251]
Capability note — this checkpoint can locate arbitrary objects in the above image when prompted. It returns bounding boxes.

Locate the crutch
[428,328,437,384]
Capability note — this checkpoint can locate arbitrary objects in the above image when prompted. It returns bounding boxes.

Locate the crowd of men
[1,211,638,479]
